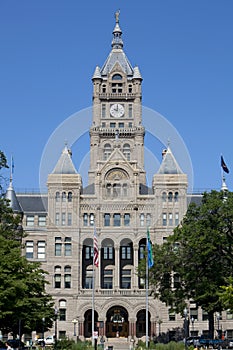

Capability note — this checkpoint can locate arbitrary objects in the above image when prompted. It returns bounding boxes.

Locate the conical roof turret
[5,178,23,214]
[157,147,183,174]
[52,145,77,174]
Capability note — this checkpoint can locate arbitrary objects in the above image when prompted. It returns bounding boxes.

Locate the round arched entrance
[106,306,129,338]
[84,310,98,338]
[136,310,151,338]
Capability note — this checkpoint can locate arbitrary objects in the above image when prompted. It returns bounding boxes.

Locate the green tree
[148,190,233,339]
[0,151,55,338]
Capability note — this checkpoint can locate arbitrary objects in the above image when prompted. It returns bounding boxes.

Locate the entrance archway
[84,310,98,338]
[136,310,151,338]
[106,306,129,338]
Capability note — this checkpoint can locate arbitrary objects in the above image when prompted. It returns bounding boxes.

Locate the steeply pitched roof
[52,146,77,175]
[99,12,135,78]
[5,180,23,214]
[157,147,183,175]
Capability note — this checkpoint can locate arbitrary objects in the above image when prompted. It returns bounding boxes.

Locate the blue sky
[1,1,233,193]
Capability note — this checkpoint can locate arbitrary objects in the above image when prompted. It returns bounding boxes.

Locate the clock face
[110,104,125,118]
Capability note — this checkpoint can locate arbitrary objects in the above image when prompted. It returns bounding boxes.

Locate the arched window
[102,84,106,93]
[128,85,133,93]
[64,266,71,289]
[62,192,66,202]
[162,192,167,202]
[123,183,128,196]
[168,192,173,202]
[68,192,72,202]
[112,74,122,80]
[113,184,121,197]
[123,143,130,160]
[106,183,111,196]
[59,299,67,321]
[55,192,60,202]
[104,143,112,160]
[54,266,61,288]
[174,192,179,202]
[140,213,145,227]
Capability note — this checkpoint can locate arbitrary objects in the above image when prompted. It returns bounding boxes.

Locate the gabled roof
[52,146,77,175]
[5,180,23,214]
[157,147,183,174]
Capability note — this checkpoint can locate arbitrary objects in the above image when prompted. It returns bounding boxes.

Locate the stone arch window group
[162,191,179,202]
[103,143,131,161]
[105,182,128,198]
[55,191,73,202]
[83,238,146,290]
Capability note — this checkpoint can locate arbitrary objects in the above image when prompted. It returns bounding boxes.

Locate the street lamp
[191,317,194,345]
[42,317,45,341]
[183,307,189,350]
[216,313,220,339]
[72,319,77,338]
[54,307,59,349]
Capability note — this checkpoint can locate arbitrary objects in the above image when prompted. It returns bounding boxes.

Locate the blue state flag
[147,228,154,269]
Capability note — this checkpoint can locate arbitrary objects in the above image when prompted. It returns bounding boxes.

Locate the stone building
[6,12,233,342]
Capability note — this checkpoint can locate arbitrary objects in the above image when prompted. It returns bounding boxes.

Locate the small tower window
[104,143,112,160]
[174,192,179,202]
[128,85,133,93]
[102,84,106,93]
[102,104,106,118]
[162,192,167,202]
[123,143,130,161]
[128,104,133,118]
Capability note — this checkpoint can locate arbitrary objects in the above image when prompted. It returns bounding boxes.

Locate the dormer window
[112,74,122,80]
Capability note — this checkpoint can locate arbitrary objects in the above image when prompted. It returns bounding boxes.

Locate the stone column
[115,245,120,289]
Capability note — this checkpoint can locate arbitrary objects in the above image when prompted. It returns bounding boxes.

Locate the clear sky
[1,1,233,193]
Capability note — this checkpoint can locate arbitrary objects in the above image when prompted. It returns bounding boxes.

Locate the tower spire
[112,10,123,49]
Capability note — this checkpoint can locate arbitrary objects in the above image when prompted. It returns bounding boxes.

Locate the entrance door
[106,306,129,338]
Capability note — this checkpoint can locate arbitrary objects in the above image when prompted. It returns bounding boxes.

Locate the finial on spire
[115,10,120,23]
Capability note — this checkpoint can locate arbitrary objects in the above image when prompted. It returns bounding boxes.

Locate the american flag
[93,228,99,267]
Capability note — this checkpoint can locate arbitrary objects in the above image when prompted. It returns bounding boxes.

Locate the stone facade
[13,13,233,342]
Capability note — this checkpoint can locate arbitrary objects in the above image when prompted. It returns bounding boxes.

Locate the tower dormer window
[112,74,122,80]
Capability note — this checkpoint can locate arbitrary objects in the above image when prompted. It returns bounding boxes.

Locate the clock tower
[89,11,146,186]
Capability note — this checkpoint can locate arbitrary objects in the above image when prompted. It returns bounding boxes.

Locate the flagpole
[146,244,149,348]
[92,229,95,347]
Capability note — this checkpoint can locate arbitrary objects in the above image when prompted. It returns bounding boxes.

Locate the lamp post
[42,317,45,340]
[72,319,77,339]
[216,313,220,339]
[54,307,58,350]
[183,307,189,350]
[191,317,194,345]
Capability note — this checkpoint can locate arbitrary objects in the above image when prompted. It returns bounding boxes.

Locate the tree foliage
[148,190,233,338]
[0,151,55,337]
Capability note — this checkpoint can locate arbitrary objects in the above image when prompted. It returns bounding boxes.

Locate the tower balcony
[98,92,137,100]
[90,126,145,138]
